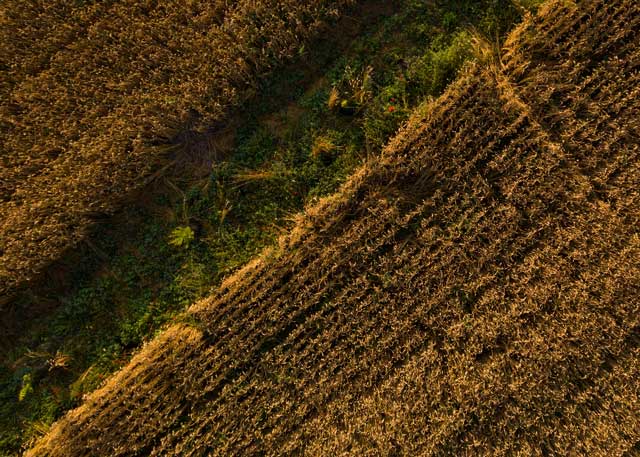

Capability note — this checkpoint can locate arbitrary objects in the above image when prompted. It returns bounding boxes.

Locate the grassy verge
[0,0,542,453]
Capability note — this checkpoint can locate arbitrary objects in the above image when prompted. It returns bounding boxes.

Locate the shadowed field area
[24,0,640,455]
[0,0,357,297]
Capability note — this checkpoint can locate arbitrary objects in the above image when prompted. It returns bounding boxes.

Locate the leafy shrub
[18,374,33,402]
[168,226,195,249]
[407,31,473,98]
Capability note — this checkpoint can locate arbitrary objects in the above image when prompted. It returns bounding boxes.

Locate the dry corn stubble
[26,0,640,455]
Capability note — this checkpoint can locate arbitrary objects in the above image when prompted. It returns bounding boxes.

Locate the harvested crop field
[0,0,355,297]
[26,0,640,455]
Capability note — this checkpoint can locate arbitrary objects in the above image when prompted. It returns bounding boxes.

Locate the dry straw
[25,0,640,455]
